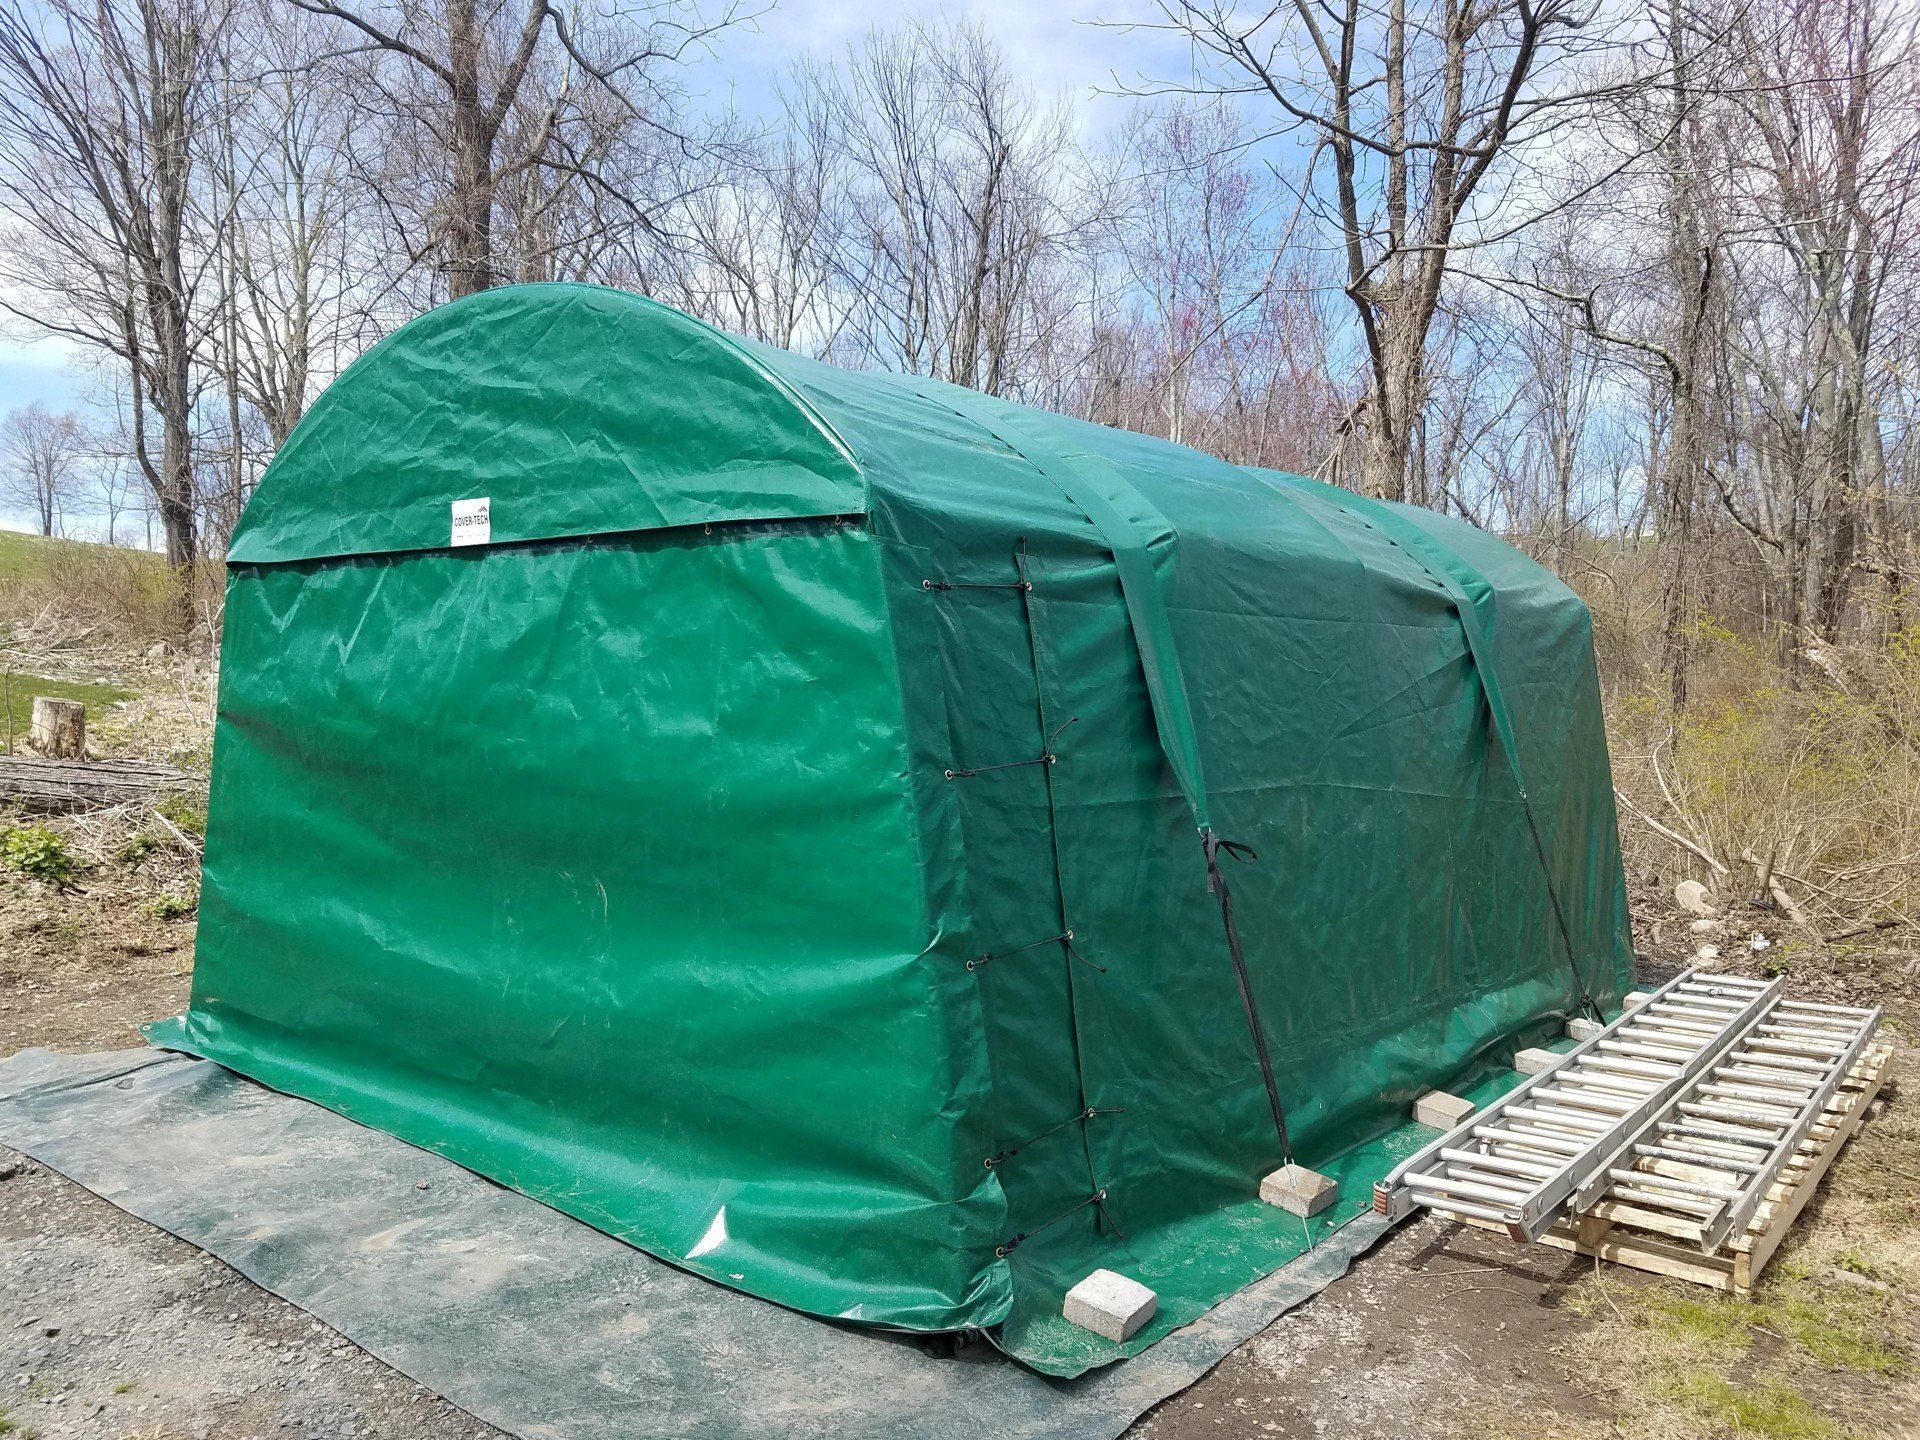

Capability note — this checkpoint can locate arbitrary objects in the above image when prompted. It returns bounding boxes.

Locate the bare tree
[790,21,1109,397]
[1141,0,1641,503]
[0,402,88,537]
[0,0,229,600]
[289,0,735,299]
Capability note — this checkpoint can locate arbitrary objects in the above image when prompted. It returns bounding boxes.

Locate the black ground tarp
[0,1047,1396,1439]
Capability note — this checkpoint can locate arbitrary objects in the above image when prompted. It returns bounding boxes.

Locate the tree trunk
[445,0,495,299]
[28,697,85,759]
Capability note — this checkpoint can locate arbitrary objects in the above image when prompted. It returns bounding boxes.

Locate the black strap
[1203,828,1296,1167]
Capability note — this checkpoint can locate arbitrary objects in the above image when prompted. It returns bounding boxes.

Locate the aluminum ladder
[1569,989,1881,1252]
[1374,968,1788,1242]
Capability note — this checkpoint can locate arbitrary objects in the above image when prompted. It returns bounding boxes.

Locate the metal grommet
[1065,929,1074,940]
[921,579,934,590]
[943,769,956,780]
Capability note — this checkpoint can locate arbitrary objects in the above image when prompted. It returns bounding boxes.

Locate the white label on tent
[450,496,491,547]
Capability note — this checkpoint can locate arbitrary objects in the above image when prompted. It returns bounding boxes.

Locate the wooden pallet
[1456,1044,1895,1293]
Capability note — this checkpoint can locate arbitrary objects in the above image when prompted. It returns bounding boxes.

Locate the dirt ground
[3,649,1916,1440]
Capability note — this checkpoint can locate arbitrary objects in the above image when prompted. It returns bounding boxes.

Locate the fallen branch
[1613,786,1730,875]
[1824,918,1903,944]
[0,754,195,814]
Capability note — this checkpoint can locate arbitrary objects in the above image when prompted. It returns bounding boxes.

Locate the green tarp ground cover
[149,282,1632,1377]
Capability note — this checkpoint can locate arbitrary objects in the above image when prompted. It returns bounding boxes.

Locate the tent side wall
[752,352,1635,1372]
[150,287,1011,1332]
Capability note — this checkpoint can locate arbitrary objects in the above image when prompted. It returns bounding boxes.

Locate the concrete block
[1413,1090,1476,1129]
[1062,1269,1156,1343]
[1513,1046,1561,1076]
[1624,990,1654,1010]
[1260,1163,1339,1217]
[1566,1016,1605,1042]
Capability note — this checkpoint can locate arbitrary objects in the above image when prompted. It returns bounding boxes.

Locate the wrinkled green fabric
[150,282,1632,1377]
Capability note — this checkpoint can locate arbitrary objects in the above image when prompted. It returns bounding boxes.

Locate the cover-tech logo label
[451,497,491,547]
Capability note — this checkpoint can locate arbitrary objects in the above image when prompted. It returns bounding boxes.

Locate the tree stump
[28,697,86,759]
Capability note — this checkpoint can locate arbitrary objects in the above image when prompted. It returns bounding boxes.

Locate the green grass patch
[144,892,196,920]
[1769,1294,1905,1375]
[0,528,156,585]
[0,671,135,746]
[156,791,206,838]
[1657,1371,1839,1439]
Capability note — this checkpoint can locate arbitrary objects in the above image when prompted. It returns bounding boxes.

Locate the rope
[968,930,1104,974]
[943,717,1078,781]
[994,1188,1123,1258]
[984,1106,1124,1170]
[923,577,1033,592]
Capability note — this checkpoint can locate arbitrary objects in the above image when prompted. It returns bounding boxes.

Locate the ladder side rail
[1697,1007,1881,1252]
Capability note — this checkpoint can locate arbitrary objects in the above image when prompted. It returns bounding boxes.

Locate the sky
[0,0,1205,533]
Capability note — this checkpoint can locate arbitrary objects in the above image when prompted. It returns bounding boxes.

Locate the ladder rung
[1689,1113,1789,1136]
[1610,1184,1721,1217]
[1407,1172,1530,1206]
[1658,1119,1776,1149]
[1777,998,1874,1017]
[1506,1104,1611,1132]
[1472,1125,1585,1155]
[1440,1148,1558,1180]
[1726,1049,1827,1074]
[1697,1083,1806,1112]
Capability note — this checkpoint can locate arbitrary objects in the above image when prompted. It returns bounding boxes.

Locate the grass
[0,670,135,747]
[0,528,156,585]
[1656,1371,1841,1439]
[1551,1074,1917,1439]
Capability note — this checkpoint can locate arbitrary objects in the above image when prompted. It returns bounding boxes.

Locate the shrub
[144,892,197,921]
[1,824,79,885]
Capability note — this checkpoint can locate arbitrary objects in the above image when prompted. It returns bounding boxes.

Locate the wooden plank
[1734,1046,1892,1288]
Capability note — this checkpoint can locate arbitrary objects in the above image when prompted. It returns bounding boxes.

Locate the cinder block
[1624,990,1654,1010]
[1062,1269,1156,1343]
[1413,1090,1476,1129]
[1566,1016,1605,1042]
[1260,1163,1340,1217]
[1513,1046,1561,1076]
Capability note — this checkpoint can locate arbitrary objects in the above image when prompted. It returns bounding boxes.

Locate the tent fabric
[148,281,1633,1378]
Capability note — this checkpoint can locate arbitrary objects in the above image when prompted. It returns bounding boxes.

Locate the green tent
[149,282,1631,1376]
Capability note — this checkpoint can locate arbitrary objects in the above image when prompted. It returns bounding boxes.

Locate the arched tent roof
[229,285,864,565]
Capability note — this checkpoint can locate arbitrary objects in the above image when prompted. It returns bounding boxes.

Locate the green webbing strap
[903,381,1211,829]
[1265,477,1598,1018]
[904,379,1297,1166]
